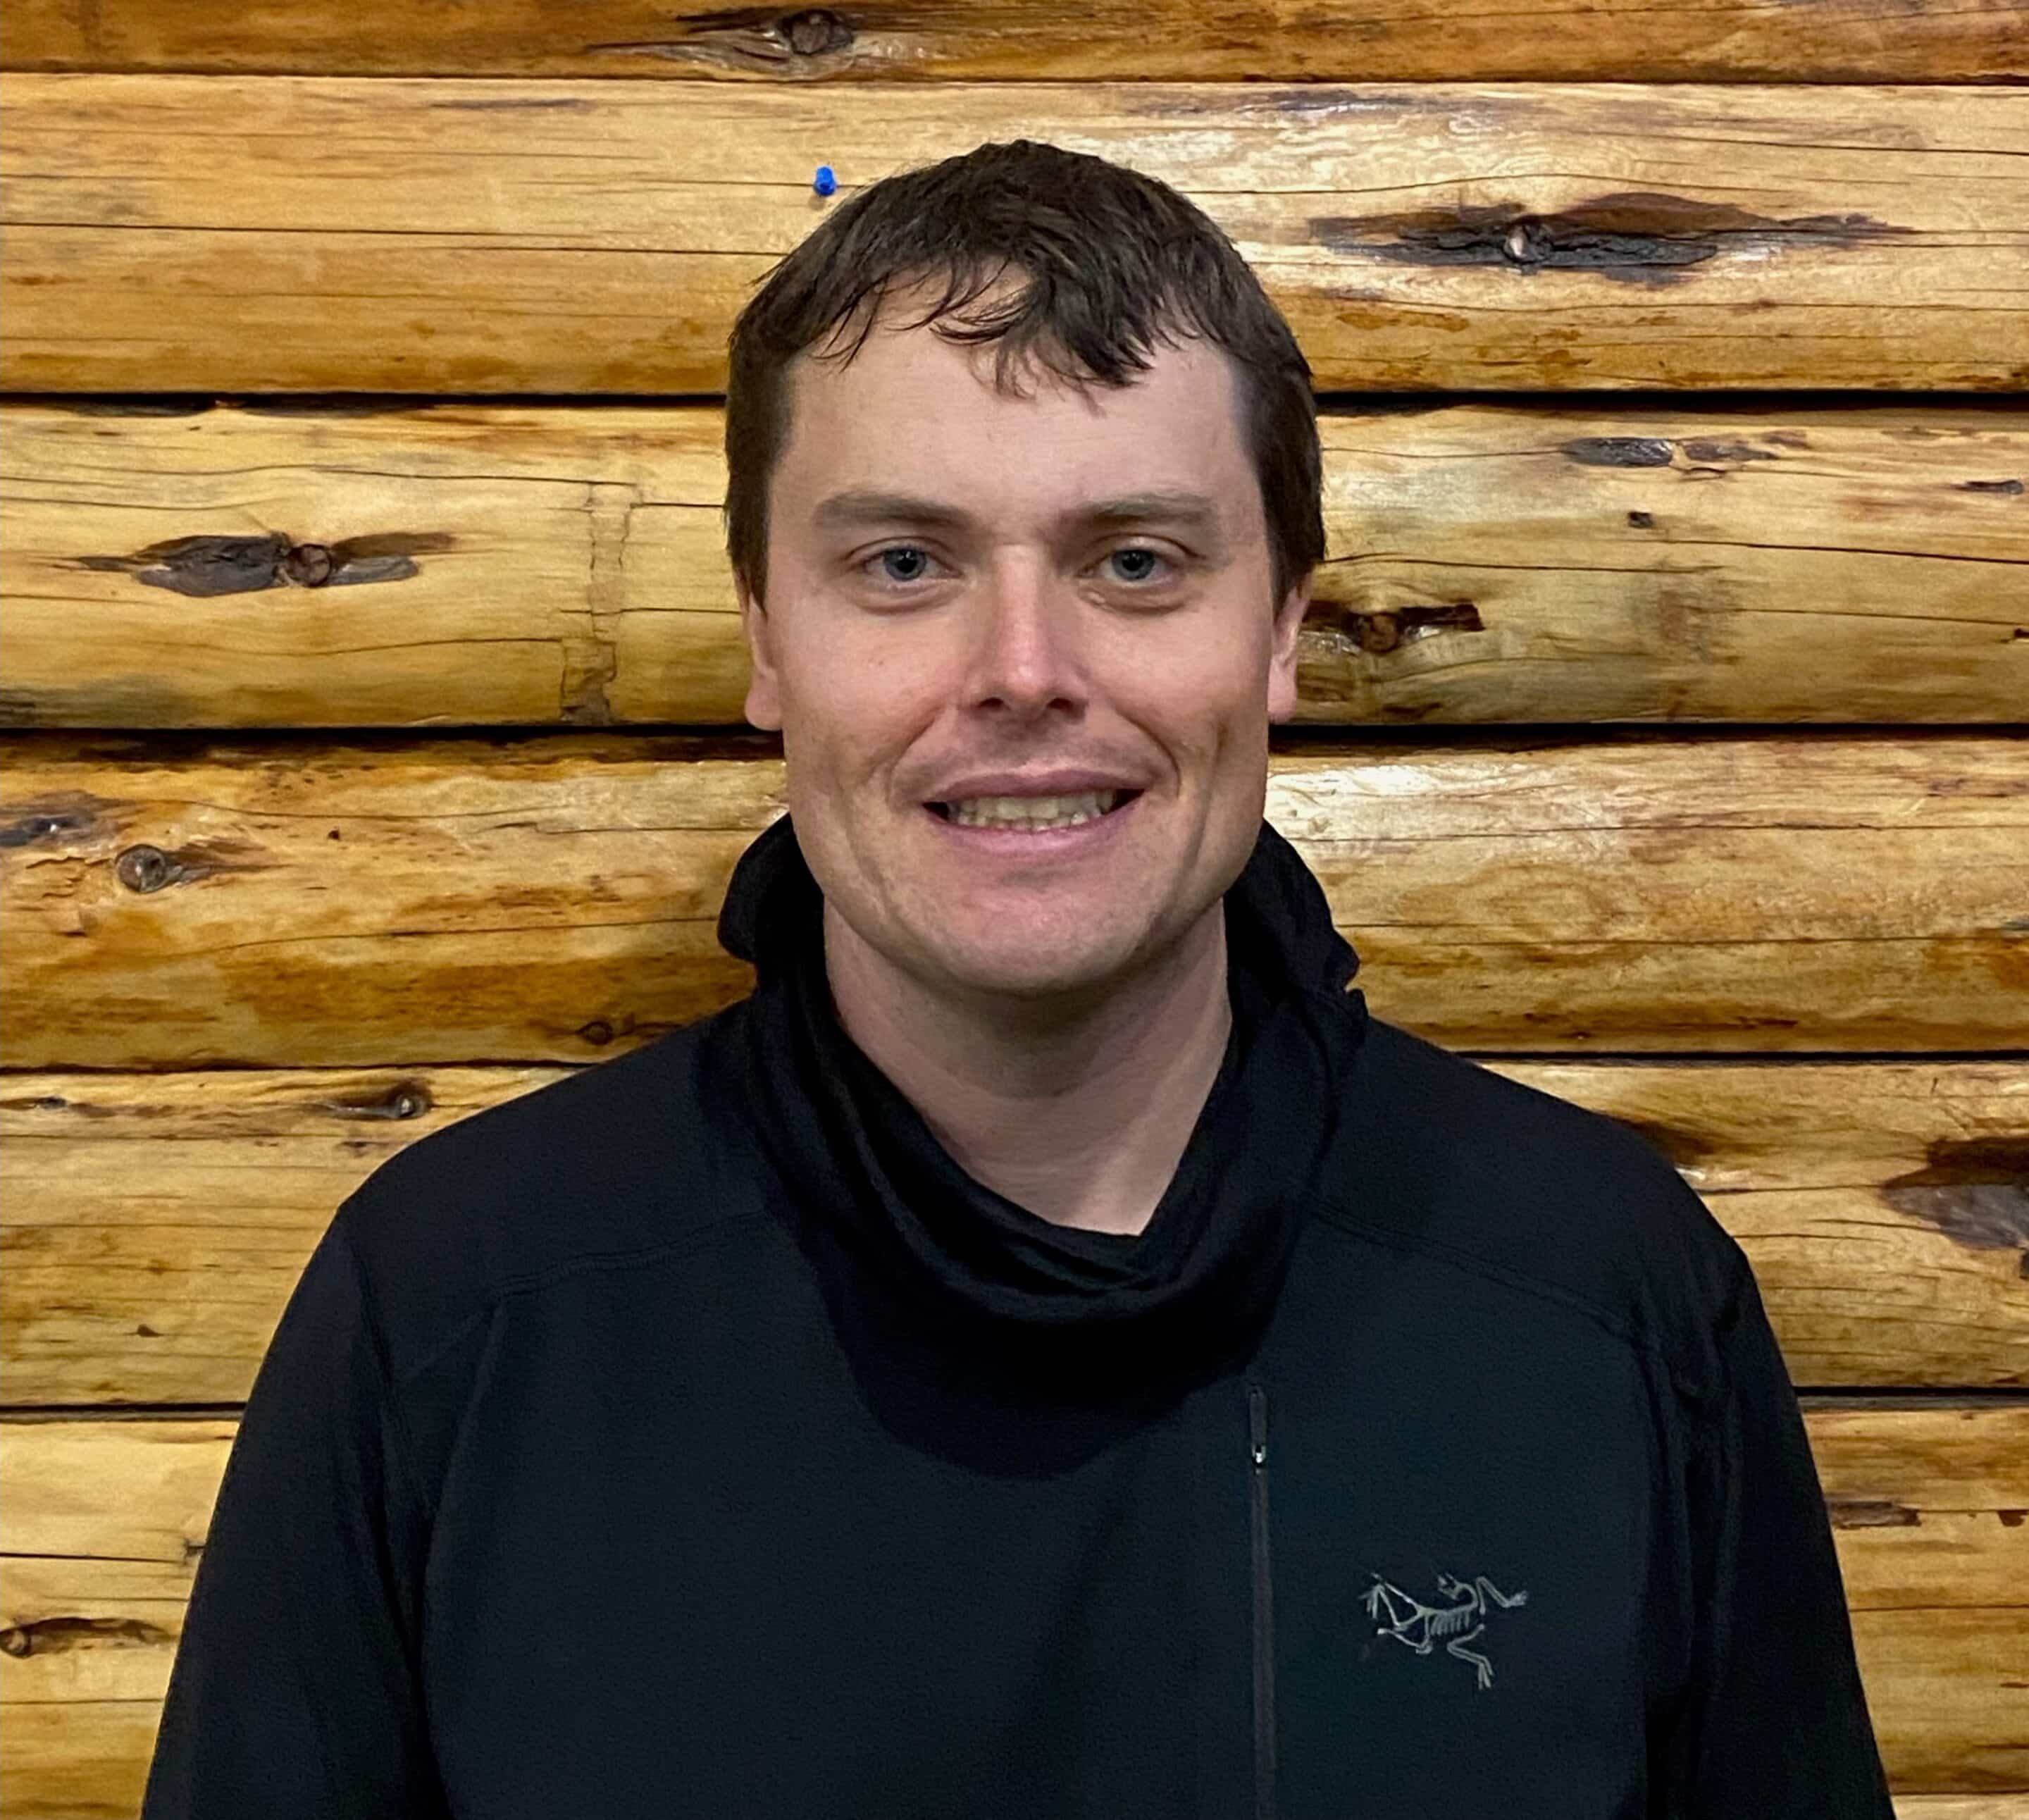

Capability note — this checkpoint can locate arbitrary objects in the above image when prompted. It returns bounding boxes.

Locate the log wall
[1,4,2025,1811]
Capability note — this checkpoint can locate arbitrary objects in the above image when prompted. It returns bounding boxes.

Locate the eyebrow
[809,488,1226,538]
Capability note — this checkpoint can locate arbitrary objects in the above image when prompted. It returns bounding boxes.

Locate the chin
[929,933,1138,1003]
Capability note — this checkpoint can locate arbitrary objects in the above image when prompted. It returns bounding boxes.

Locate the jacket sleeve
[140,1210,450,1819]
[1668,1263,1895,1816]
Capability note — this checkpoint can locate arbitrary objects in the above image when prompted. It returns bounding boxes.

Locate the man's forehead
[800,311,1233,404]
[780,330,1253,538]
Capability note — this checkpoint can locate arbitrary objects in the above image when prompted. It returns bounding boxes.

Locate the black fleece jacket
[142,815,1894,1819]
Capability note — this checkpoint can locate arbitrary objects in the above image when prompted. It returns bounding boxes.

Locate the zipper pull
[1248,1380,1268,1467]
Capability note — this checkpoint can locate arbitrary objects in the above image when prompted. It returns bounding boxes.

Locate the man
[143,140,1893,1816]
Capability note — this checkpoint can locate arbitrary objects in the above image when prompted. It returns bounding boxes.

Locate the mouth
[925,787,1142,833]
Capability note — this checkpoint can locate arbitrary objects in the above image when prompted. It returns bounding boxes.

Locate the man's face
[738,291,1310,1007]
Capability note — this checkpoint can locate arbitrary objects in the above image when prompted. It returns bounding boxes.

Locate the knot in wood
[781,8,854,56]
[283,543,335,586]
[3,808,91,847]
[1502,219,1551,266]
[1358,611,1403,653]
[578,1018,616,1046]
[115,845,173,893]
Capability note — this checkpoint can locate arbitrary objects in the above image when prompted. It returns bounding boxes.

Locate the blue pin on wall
[813,166,837,197]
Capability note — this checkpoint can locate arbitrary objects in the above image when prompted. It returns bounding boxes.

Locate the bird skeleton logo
[1363,1572,1529,1690]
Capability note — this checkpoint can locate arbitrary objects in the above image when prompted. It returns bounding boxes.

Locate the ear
[737,578,783,731]
[1265,574,1311,724]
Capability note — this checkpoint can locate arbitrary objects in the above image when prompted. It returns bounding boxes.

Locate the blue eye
[876,547,933,584]
[1109,547,1166,583]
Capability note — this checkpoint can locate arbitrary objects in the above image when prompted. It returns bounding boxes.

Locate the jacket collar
[715,813,1367,1402]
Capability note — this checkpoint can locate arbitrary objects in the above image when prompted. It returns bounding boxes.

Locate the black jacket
[142,816,1894,1819]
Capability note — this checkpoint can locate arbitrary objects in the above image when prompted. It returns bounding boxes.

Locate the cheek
[1098,600,1271,693]
[1101,638,1271,752]
[779,638,947,789]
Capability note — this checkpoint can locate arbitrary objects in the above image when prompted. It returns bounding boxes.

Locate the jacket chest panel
[1255,1244,1661,1816]
[421,1236,1663,1819]
[425,1332,1218,1819]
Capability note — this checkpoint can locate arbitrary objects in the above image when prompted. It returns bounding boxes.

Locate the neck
[822,904,1234,1237]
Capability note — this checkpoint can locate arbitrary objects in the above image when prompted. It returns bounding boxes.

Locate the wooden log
[4,0,2022,84]
[1897,1802,2029,1818]
[1859,1609,2029,1792]
[3,1404,2021,1809]
[5,1058,2022,1406]
[6,77,2026,394]
[1807,1402,2028,1796]
[4,731,2025,1069]
[5,398,2025,731]
[0,1703,163,1820]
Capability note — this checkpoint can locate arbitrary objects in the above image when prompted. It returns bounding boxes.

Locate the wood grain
[6,398,2025,731]
[6,77,2026,394]
[1494,1062,2029,1391]
[6,731,2023,1068]
[3,1405,2020,1808]
[4,1058,2024,1406]
[6,0,2023,84]
[1896,1802,2029,1817]
[1808,1402,2029,1794]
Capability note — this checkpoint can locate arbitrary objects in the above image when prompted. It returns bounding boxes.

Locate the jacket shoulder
[1323,1016,1751,1395]
[331,1006,766,1387]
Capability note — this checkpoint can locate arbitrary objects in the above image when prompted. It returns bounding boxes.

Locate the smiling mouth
[926,788,1141,831]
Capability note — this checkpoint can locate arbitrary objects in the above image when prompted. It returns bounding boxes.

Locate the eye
[864,545,941,588]
[1105,545,1172,585]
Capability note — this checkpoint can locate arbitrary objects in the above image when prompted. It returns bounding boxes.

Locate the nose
[962,557,1086,721]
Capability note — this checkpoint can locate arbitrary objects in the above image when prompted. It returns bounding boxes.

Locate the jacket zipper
[1248,1380,1277,1820]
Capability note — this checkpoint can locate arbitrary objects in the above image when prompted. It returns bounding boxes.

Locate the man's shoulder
[330,1004,767,1383]
[1322,1015,1751,1394]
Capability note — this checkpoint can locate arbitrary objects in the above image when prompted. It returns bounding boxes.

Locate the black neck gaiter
[714,815,1370,1449]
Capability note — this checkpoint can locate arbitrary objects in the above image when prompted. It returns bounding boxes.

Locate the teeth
[945,789,1123,830]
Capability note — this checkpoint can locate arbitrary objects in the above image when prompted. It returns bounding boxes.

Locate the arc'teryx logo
[1363,1573,1529,1690]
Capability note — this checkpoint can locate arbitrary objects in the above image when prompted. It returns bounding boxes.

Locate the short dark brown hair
[724,138,1324,615]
